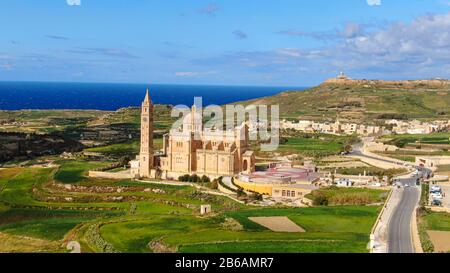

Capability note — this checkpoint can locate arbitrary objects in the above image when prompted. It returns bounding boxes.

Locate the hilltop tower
[139,89,154,178]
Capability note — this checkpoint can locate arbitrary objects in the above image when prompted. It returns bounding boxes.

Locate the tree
[118,156,131,167]
[387,173,394,185]
[343,144,353,154]
[331,173,336,185]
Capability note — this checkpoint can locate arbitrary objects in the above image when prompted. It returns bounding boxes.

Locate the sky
[0,0,449,86]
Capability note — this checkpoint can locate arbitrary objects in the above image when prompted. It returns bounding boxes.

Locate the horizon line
[0,79,310,89]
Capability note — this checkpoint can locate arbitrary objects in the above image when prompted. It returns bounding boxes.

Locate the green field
[0,157,381,253]
[381,133,450,148]
[98,206,378,253]
[305,187,389,206]
[418,209,450,253]
[54,160,112,184]
[276,135,354,157]
[423,212,450,231]
[84,139,163,157]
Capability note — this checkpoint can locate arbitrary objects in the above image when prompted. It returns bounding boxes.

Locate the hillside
[239,78,450,123]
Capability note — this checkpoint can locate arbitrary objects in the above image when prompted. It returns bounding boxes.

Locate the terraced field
[0,159,381,253]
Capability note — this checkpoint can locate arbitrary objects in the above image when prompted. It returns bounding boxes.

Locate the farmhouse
[336,178,353,187]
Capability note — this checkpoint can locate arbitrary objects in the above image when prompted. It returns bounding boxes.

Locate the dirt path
[249,217,305,232]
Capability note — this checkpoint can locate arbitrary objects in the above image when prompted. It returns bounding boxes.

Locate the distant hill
[236,78,450,123]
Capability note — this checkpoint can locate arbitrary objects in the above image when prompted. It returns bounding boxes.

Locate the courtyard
[250,165,319,184]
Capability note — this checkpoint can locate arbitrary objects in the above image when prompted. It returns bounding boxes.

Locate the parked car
[430,185,441,192]
[432,199,442,206]
[431,193,443,200]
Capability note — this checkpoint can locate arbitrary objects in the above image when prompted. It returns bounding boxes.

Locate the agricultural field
[437,165,450,173]
[273,134,356,158]
[374,133,450,163]
[320,165,406,178]
[305,187,389,206]
[418,210,450,253]
[0,107,384,254]
[0,109,106,134]
[380,133,450,148]
[0,157,381,253]
[84,139,163,157]
[0,105,175,134]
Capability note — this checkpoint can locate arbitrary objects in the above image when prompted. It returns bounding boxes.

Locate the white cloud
[175,71,217,77]
[367,0,381,6]
[66,0,81,6]
[277,48,303,57]
[194,12,450,81]
[1,63,14,71]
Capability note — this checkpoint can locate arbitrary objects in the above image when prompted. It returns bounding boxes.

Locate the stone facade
[131,90,256,180]
[159,105,255,178]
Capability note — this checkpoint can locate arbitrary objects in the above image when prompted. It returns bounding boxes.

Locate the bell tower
[139,89,154,178]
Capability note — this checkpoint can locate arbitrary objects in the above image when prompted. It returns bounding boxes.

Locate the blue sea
[0,81,306,111]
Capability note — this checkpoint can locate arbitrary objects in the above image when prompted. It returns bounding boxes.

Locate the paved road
[350,142,415,168]
[387,178,420,253]
[351,139,430,253]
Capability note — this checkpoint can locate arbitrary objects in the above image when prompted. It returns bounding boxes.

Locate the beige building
[159,105,255,179]
[272,184,318,200]
[131,90,255,180]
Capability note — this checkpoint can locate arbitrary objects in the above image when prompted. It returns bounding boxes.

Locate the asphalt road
[350,142,414,168]
[350,139,431,253]
[387,177,420,253]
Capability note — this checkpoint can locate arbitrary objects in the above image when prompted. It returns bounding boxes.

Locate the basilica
[131,90,255,180]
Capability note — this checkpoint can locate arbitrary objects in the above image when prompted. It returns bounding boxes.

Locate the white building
[336,178,353,187]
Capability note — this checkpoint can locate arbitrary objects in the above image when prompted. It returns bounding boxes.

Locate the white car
[431,193,443,200]
[431,186,441,192]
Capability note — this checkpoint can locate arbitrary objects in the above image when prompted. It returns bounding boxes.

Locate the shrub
[85,224,120,253]
[236,188,247,198]
[249,192,263,201]
[178,174,209,183]
[178,174,190,182]
[201,175,210,183]
[312,194,328,206]
[189,174,200,182]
